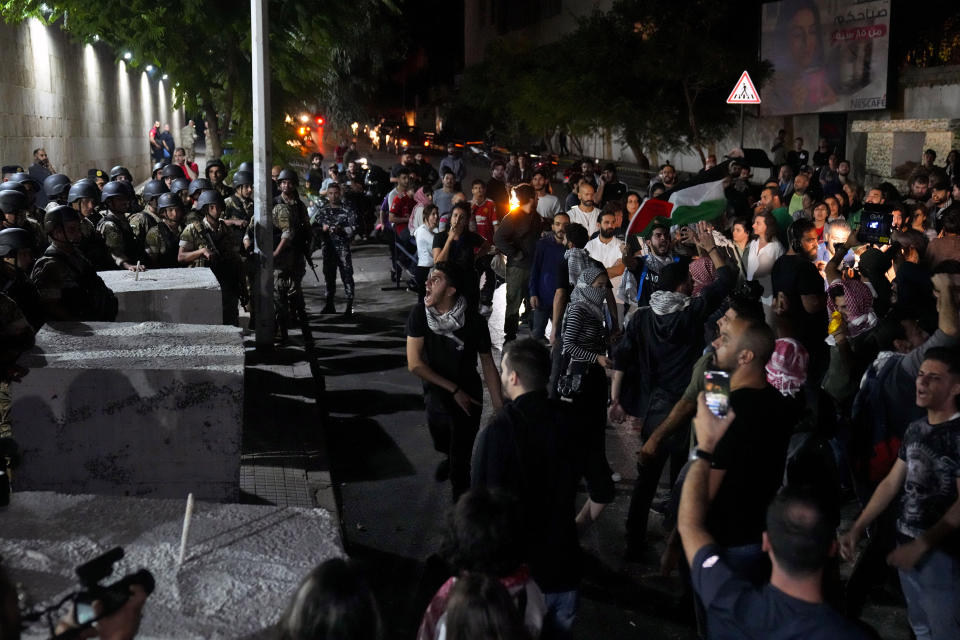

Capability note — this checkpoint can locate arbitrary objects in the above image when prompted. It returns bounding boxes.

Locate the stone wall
[0,17,184,183]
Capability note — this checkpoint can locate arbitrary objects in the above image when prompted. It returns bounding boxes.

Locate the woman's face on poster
[789,8,818,68]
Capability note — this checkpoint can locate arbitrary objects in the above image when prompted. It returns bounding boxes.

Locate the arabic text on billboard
[760,0,890,116]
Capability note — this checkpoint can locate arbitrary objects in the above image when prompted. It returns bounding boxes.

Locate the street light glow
[123,51,132,60]
[145,65,154,72]
[162,74,168,80]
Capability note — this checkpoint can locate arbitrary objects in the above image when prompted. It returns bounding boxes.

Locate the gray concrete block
[11,322,244,502]
[0,491,343,639]
[99,267,223,325]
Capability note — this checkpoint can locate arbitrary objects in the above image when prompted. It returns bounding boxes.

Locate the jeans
[504,265,530,341]
[898,548,960,640]
[542,590,578,640]
[532,308,551,340]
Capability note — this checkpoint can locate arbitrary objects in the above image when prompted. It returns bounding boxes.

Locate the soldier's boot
[343,299,353,317]
[321,296,336,314]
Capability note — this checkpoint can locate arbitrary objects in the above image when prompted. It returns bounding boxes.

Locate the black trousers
[426,387,482,502]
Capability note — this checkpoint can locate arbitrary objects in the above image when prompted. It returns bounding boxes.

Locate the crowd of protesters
[404,138,960,639]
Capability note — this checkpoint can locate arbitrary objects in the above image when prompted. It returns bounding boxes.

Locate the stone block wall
[0,18,184,183]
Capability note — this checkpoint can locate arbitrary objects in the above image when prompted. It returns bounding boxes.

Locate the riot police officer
[145,192,184,269]
[97,181,146,271]
[0,228,43,331]
[185,178,213,226]
[170,177,191,209]
[178,190,243,325]
[9,172,45,227]
[0,187,45,254]
[128,179,168,243]
[311,181,356,316]
[225,171,254,224]
[109,165,133,182]
[30,206,118,322]
[67,179,112,271]
[161,163,185,191]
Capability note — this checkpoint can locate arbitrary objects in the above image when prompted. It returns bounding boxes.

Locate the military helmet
[205,158,227,177]
[67,179,102,205]
[142,179,169,203]
[188,178,212,197]
[0,189,28,214]
[0,181,26,196]
[100,180,128,202]
[43,205,80,235]
[276,168,299,185]
[0,227,33,256]
[9,172,41,191]
[151,161,168,180]
[232,171,253,187]
[43,173,72,199]
[196,190,225,212]
[109,165,132,181]
[235,161,253,175]
[161,164,185,180]
[170,177,190,193]
[156,192,183,212]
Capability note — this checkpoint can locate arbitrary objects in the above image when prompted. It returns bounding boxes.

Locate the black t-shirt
[486,178,509,215]
[691,544,869,640]
[432,230,484,271]
[771,254,827,348]
[708,385,794,546]
[405,302,490,398]
[600,180,627,207]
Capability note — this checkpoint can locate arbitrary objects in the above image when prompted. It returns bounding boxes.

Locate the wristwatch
[689,448,714,463]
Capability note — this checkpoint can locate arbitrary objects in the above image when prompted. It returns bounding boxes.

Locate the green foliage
[455,0,771,163]
[0,0,401,159]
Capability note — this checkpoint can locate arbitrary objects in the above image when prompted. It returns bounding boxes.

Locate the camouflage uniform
[97,212,145,268]
[271,199,304,339]
[78,216,114,271]
[0,292,35,439]
[224,194,254,223]
[213,181,234,199]
[127,208,161,244]
[311,203,356,302]
[30,244,118,321]
[0,217,46,256]
[179,217,243,325]
[145,221,183,268]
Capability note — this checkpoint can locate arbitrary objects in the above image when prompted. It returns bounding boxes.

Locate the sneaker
[479,304,493,316]
[434,458,450,482]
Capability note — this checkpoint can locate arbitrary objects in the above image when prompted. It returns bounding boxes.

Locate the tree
[1,0,401,163]
[455,0,770,167]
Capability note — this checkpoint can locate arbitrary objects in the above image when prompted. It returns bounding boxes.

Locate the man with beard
[439,143,466,187]
[566,182,600,237]
[486,160,510,219]
[528,212,569,341]
[772,218,827,368]
[624,220,676,311]
[405,261,503,500]
[841,346,960,640]
[532,168,561,219]
[585,209,627,321]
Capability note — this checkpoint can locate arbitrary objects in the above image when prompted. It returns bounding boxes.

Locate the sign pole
[251,0,274,349]
[726,70,761,153]
[739,105,745,150]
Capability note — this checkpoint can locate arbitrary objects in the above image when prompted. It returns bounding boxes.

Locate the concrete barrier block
[11,321,244,502]
[98,267,223,325]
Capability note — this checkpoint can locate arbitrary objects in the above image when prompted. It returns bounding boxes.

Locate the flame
[509,191,520,211]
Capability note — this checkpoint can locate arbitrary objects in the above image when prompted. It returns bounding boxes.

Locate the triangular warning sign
[726,70,761,104]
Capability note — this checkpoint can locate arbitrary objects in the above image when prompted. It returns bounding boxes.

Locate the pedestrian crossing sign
[726,71,761,104]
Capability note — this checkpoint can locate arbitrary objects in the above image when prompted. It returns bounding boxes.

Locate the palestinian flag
[633,178,727,237]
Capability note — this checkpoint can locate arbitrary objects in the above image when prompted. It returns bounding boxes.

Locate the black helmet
[161,164,185,180]
[276,168,299,185]
[188,178,212,197]
[100,180,128,202]
[152,160,169,173]
[0,181,26,195]
[235,161,253,174]
[205,159,227,179]
[43,173,72,199]
[0,190,28,214]
[0,227,33,256]
[67,179,102,205]
[196,190,225,212]
[142,179,169,203]
[9,172,40,191]
[157,192,183,212]
[109,165,132,181]
[170,177,190,193]
[232,171,253,187]
[43,205,80,235]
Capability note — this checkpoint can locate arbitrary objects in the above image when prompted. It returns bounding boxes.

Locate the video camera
[856,203,895,245]
[22,546,154,639]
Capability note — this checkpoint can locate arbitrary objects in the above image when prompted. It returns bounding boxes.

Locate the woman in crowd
[746,210,784,321]
[415,205,440,303]
[812,200,830,242]
[824,194,842,219]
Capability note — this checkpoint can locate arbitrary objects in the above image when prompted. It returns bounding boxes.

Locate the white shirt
[411,204,426,231]
[567,205,599,236]
[585,235,626,303]
[746,238,785,305]
[415,224,436,267]
[536,194,562,219]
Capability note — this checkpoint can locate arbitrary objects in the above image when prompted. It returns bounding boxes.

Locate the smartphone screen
[74,599,97,626]
[704,370,730,417]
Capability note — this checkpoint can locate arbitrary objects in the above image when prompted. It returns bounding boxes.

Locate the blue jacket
[528,235,566,301]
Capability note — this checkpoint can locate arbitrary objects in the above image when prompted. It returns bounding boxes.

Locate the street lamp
[123,51,132,60]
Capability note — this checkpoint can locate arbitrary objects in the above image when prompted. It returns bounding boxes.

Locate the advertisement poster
[760,0,890,115]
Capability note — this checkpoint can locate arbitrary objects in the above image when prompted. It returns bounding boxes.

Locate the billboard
[760,0,890,116]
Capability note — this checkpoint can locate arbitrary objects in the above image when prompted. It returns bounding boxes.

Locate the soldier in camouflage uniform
[310,181,356,316]
[0,227,43,331]
[178,190,243,325]
[170,176,191,209]
[225,171,254,223]
[97,181,146,272]
[205,159,234,199]
[271,170,308,341]
[160,163,185,191]
[185,178,213,226]
[42,174,71,212]
[0,184,46,255]
[67,179,113,271]
[109,165,133,183]
[30,206,118,322]
[128,179,168,244]
[0,290,35,439]
[145,192,184,268]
